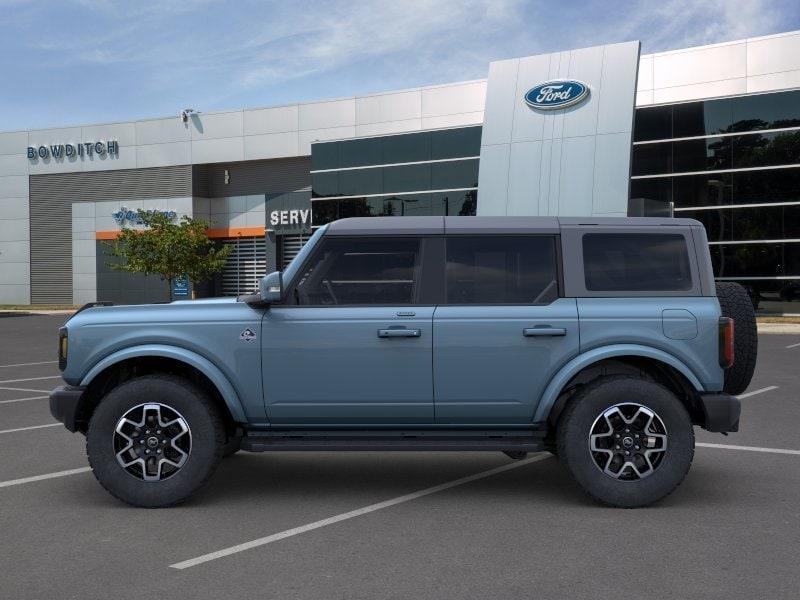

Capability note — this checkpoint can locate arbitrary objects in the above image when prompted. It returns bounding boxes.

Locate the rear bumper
[699,392,741,433]
[49,385,86,432]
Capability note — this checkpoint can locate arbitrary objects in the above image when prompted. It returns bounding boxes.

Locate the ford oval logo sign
[524,80,589,110]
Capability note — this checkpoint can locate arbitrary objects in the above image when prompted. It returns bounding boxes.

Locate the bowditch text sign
[27,140,119,159]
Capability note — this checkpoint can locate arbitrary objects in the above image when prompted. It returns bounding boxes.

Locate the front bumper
[699,392,741,433]
[49,385,86,432]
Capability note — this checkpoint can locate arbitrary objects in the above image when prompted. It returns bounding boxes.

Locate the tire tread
[86,373,225,508]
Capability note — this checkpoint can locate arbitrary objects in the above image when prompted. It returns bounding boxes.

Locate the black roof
[325,216,700,235]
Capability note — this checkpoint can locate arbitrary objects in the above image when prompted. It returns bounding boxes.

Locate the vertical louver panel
[281,233,309,269]
[219,236,267,296]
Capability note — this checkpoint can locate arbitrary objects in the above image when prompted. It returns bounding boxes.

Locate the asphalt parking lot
[1,314,799,600]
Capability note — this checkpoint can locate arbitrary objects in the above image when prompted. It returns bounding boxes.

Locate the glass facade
[630,89,800,300]
[311,126,481,226]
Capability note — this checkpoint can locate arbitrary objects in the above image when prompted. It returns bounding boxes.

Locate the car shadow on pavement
[194,452,618,508]
[61,450,734,510]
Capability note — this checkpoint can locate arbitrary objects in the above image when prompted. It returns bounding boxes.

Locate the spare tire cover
[715,281,758,395]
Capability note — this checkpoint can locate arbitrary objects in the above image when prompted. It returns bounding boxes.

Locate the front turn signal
[58,327,68,371]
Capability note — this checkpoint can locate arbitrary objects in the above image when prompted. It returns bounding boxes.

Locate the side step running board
[240,431,547,453]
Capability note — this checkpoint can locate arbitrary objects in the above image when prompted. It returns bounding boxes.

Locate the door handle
[378,328,421,338]
[523,327,567,337]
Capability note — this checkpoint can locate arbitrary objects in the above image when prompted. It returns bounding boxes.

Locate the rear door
[433,235,579,424]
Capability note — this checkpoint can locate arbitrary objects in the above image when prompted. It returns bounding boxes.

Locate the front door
[433,235,580,424]
[262,235,434,424]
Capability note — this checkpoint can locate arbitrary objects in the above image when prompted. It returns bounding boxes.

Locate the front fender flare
[79,344,247,422]
[533,344,704,423]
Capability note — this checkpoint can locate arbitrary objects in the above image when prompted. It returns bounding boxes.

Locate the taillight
[719,317,734,369]
[58,327,68,371]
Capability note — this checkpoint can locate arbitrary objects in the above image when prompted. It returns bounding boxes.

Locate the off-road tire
[86,374,225,508]
[716,281,758,395]
[556,375,694,508]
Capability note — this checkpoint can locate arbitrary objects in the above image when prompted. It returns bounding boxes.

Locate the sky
[1,0,799,131]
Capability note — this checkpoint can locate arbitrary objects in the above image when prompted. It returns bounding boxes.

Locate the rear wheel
[716,281,758,395]
[86,374,225,508]
[556,376,694,508]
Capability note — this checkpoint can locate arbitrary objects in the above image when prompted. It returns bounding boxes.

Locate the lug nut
[635,445,640,450]
[625,451,630,456]
[156,430,161,434]
[615,445,620,449]
[615,434,620,438]
[145,449,150,454]
[625,428,630,433]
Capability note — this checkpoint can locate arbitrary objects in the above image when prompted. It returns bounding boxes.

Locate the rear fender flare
[79,344,247,422]
[533,344,704,423]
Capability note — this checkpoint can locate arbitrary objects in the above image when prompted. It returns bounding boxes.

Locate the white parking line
[0,386,52,393]
[0,375,61,385]
[0,360,57,369]
[170,454,552,570]
[0,423,60,435]
[787,342,800,349]
[736,386,779,399]
[0,467,91,489]
[0,395,48,405]
[697,442,800,456]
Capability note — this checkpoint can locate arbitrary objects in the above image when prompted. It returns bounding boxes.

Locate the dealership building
[0,29,799,307]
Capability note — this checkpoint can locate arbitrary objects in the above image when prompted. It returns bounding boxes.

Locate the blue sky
[1,0,799,131]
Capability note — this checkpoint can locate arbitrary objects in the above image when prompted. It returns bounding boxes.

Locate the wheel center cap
[146,436,160,448]
[622,436,634,449]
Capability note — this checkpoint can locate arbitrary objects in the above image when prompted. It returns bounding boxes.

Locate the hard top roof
[325,216,700,235]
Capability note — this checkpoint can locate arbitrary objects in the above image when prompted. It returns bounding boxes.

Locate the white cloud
[589,0,785,53]
[235,0,526,89]
[1,0,796,130]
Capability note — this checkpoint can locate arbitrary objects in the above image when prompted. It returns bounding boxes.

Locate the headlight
[58,327,68,370]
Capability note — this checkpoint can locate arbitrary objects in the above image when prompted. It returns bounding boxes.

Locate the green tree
[105,210,231,300]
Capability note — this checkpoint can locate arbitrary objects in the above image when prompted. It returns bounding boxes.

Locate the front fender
[79,344,247,422]
[532,344,704,423]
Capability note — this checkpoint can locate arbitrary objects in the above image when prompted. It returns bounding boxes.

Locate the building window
[310,126,481,225]
[633,90,800,142]
[311,189,477,227]
[630,89,800,297]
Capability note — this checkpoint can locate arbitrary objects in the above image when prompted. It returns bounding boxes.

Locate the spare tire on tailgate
[715,282,757,395]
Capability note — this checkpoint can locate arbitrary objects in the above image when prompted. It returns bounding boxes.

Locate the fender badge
[240,328,256,342]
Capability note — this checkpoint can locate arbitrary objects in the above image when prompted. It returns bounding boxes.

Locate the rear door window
[445,236,559,304]
[582,233,692,292]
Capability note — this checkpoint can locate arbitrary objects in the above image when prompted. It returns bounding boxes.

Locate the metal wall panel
[478,41,640,217]
[196,157,311,198]
[29,165,191,304]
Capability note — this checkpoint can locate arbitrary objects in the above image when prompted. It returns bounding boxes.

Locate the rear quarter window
[582,233,692,292]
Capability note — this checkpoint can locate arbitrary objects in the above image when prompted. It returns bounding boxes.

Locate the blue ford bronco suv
[50,216,756,508]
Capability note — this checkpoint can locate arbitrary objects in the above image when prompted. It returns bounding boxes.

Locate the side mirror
[259,271,283,304]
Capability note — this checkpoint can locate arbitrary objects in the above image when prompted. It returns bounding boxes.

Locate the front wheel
[86,375,225,508]
[556,376,694,508]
